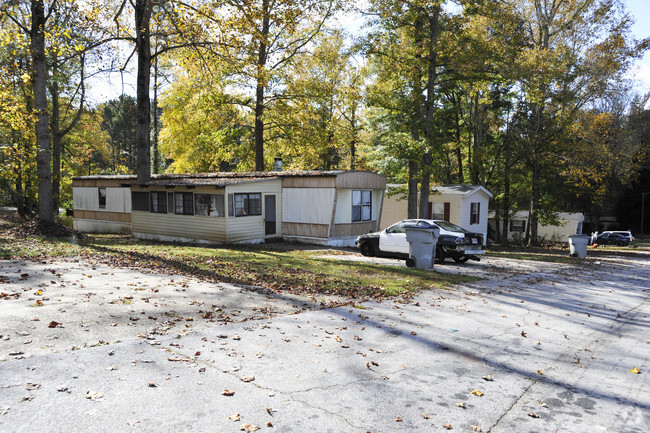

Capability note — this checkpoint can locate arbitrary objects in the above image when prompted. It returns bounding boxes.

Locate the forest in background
[1,0,649,243]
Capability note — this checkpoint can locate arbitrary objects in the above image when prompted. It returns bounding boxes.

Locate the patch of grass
[0,236,90,259]
[1,233,480,298]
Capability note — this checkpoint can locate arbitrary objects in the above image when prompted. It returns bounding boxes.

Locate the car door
[379,221,410,254]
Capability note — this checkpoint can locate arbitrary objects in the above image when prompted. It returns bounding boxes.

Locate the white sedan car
[355,219,485,264]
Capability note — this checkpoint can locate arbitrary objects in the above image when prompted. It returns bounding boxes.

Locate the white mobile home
[72,171,385,247]
[73,175,134,234]
[489,211,585,242]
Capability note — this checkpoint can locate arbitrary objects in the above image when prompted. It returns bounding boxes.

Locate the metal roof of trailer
[72,170,369,187]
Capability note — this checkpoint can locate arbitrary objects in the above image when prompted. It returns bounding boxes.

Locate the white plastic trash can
[405,226,440,269]
[568,234,589,258]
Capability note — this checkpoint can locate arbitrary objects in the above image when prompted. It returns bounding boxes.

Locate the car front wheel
[359,242,376,257]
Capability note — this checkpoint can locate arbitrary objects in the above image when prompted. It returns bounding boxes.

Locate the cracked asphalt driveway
[1,254,648,432]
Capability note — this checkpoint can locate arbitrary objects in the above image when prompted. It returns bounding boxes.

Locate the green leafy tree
[159,59,250,173]
[201,0,340,171]
[506,0,648,244]
[271,31,367,170]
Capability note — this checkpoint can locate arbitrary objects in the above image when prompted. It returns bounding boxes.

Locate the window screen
[150,191,167,213]
[98,188,106,209]
[132,191,150,211]
[167,192,174,214]
[510,220,525,232]
[470,202,480,224]
[194,194,225,217]
[352,190,372,222]
[175,192,194,215]
[233,193,262,216]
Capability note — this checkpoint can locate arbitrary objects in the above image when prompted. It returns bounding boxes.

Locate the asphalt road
[1,254,648,432]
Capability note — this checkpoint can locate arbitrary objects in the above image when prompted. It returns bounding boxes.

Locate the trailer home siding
[281,172,386,246]
[72,178,133,234]
[132,211,227,243]
[73,171,385,246]
[226,179,282,243]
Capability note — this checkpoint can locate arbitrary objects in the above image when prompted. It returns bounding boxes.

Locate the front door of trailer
[265,195,276,235]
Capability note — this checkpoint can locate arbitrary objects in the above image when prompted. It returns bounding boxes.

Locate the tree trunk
[407,161,418,219]
[13,130,26,218]
[50,70,61,213]
[418,7,440,219]
[472,92,486,185]
[254,0,270,172]
[529,156,541,245]
[419,152,433,218]
[135,0,152,183]
[31,0,54,223]
[152,54,159,174]
[454,102,464,183]
[349,105,356,170]
[501,141,511,245]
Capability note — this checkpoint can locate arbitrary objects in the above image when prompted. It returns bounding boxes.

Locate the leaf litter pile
[4,219,87,241]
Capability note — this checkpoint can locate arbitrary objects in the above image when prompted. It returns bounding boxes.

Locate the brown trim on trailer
[72,179,135,188]
[332,221,377,237]
[73,210,131,223]
[281,176,337,189]
[335,172,386,190]
[282,222,329,238]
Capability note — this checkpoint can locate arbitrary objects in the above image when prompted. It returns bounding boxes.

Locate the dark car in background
[601,231,635,244]
[595,232,630,246]
[355,219,485,264]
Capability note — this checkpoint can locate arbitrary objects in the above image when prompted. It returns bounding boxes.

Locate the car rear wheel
[452,256,469,263]
[359,242,375,257]
[435,246,445,264]
[615,241,624,247]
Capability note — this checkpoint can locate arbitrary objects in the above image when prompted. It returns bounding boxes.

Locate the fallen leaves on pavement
[85,391,104,400]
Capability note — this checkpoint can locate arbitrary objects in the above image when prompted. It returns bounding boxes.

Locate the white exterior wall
[457,192,490,245]
[537,222,580,240]
[73,186,131,212]
[226,180,282,242]
[334,189,383,224]
[73,186,132,234]
[73,187,95,210]
[497,212,584,242]
[282,188,334,224]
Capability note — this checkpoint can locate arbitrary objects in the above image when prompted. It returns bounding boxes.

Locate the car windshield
[433,220,469,233]
[387,220,437,233]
